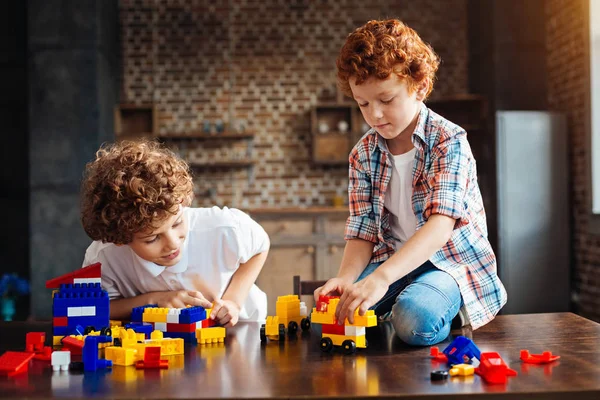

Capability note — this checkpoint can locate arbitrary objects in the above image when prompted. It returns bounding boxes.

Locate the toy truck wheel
[287,321,298,336]
[300,317,310,331]
[83,326,96,335]
[278,324,286,341]
[342,339,357,355]
[100,327,112,337]
[260,324,267,342]
[320,337,333,353]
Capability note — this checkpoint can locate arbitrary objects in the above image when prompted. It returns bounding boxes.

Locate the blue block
[83,336,113,372]
[53,326,68,336]
[131,304,158,322]
[179,306,206,324]
[125,322,154,338]
[67,316,110,332]
[59,283,104,293]
[162,331,196,343]
[442,336,481,365]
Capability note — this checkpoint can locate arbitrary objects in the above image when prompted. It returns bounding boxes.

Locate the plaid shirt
[345,104,507,330]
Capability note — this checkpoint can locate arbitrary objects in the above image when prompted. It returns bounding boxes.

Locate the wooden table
[0,313,599,399]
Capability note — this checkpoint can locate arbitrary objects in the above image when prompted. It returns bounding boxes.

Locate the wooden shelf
[189,161,255,169]
[157,132,255,140]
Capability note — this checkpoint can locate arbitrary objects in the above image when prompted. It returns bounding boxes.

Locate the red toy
[25,332,52,361]
[0,352,36,377]
[520,349,560,364]
[135,347,168,369]
[475,352,517,384]
[429,346,448,362]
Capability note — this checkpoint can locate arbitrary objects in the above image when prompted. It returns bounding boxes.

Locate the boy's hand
[210,299,240,328]
[314,277,352,302]
[154,290,212,309]
[335,274,388,325]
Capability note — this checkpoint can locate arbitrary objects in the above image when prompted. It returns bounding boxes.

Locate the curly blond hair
[81,139,194,245]
[336,19,440,99]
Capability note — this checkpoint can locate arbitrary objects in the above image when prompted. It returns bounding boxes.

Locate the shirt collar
[132,208,191,277]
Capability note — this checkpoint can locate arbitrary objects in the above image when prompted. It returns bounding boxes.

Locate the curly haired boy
[81,140,269,325]
[315,19,507,345]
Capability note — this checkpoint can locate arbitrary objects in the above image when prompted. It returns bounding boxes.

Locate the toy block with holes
[442,336,481,365]
[309,295,377,355]
[260,295,310,342]
[46,262,110,344]
[145,330,184,355]
[130,304,219,344]
[475,352,518,384]
[196,326,226,345]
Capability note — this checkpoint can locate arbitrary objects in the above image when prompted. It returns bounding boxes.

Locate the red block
[0,352,35,377]
[322,323,346,335]
[25,332,45,352]
[520,349,560,364]
[430,346,449,362]
[53,317,68,327]
[475,352,517,384]
[46,262,101,288]
[61,337,84,356]
[202,318,216,328]
[135,347,168,369]
[166,323,196,333]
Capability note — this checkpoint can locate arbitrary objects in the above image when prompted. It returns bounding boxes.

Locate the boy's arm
[335,214,455,323]
[211,246,269,327]
[109,290,213,320]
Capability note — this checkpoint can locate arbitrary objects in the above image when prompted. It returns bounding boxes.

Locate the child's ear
[415,79,430,101]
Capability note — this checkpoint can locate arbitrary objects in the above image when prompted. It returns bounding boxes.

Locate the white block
[345,326,365,336]
[81,306,96,316]
[195,321,203,330]
[167,309,181,324]
[154,322,167,332]
[299,302,307,317]
[67,307,82,317]
[74,278,102,284]
[51,351,71,371]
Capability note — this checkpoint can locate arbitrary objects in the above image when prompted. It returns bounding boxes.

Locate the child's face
[350,73,426,142]
[127,207,188,266]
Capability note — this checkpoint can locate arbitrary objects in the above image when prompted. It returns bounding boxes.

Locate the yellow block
[322,333,367,348]
[142,307,169,323]
[105,346,137,366]
[310,310,335,325]
[351,311,378,327]
[53,336,64,346]
[265,315,280,336]
[449,364,475,376]
[146,338,184,355]
[196,327,226,345]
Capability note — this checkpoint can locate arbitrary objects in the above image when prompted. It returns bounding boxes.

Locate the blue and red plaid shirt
[345,103,507,330]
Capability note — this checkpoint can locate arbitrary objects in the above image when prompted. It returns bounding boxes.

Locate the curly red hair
[336,19,440,99]
[81,139,194,245]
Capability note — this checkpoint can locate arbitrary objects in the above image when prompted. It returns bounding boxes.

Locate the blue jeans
[356,260,462,346]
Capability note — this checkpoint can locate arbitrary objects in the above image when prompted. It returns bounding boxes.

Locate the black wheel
[100,327,112,337]
[288,321,298,336]
[260,324,267,342]
[300,318,311,331]
[83,326,95,335]
[342,339,357,355]
[320,337,334,353]
[278,324,286,341]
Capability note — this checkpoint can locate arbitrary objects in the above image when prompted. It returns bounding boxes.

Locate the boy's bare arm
[314,238,375,300]
[109,290,212,320]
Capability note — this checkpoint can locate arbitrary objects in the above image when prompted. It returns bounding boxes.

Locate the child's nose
[164,231,179,250]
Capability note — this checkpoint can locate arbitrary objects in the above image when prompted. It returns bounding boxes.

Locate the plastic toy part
[520,349,560,364]
[0,352,35,377]
[449,363,475,376]
[430,370,449,381]
[51,351,71,371]
[82,336,113,372]
[442,336,481,365]
[430,346,449,362]
[196,327,226,345]
[261,295,310,342]
[475,352,517,384]
[135,347,168,369]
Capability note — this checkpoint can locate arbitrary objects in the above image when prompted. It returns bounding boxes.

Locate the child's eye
[381,98,394,104]
[173,219,182,227]
[145,236,159,244]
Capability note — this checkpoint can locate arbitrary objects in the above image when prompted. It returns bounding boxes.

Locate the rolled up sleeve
[345,151,378,243]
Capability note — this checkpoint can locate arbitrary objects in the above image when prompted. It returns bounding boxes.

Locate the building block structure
[260,294,310,342]
[442,336,481,365]
[46,262,110,344]
[310,295,377,354]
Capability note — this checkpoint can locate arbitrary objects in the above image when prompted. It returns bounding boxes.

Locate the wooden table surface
[0,312,599,399]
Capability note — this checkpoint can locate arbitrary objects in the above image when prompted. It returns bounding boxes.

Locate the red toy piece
[430,346,448,362]
[45,262,101,288]
[135,347,168,369]
[24,332,52,361]
[520,349,560,364]
[475,352,517,384]
[61,337,84,356]
[0,352,35,377]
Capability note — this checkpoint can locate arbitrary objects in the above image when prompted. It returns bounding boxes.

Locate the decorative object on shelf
[0,273,30,321]
[337,120,349,134]
[318,120,330,134]
[202,120,211,134]
[114,104,157,139]
[215,119,225,134]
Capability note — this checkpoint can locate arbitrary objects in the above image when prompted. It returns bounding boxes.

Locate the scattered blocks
[0,352,35,377]
[51,351,71,371]
[520,349,560,364]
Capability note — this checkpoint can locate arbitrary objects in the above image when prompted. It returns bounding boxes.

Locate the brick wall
[119,0,469,208]
[546,0,600,322]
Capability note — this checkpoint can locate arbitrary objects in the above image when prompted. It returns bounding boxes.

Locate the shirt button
[170,279,177,285]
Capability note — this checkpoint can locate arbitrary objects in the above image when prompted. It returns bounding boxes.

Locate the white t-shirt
[384,147,418,250]
[82,206,269,321]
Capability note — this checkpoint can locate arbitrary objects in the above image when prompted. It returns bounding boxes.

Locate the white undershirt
[384,147,418,250]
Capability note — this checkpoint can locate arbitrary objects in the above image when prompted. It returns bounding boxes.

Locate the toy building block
[145,330,184,355]
[0,352,35,377]
[430,346,449,362]
[105,346,138,366]
[475,352,517,384]
[135,346,168,369]
[260,315,286,342]
[51,351,71,371]
[82,336,113,372]
[46,262,102,288]
[442,336,481,365]
[196,327,226,345]
[449,363,475,376]
[24,332,52,360]
[520,349,560,364]
[274,295,310,333]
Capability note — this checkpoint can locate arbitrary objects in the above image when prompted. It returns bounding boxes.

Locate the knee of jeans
[391,296,449,346]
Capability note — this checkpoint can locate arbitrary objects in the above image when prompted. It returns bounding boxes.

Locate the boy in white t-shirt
[80,140,270,326]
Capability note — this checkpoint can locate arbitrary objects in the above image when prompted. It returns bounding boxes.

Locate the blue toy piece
[178,306,206,324]
[131,304,158,322]
[442,336,481,365]
[83,336,113,372]
[125,322,154,338]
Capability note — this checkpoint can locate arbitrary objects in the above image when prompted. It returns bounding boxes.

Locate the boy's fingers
[210,300,223,319]
[187,291,212,308]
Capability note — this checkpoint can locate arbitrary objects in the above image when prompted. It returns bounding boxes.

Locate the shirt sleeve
[229,209,270,265]
[422,132,470,227]
[345,149,379,243]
